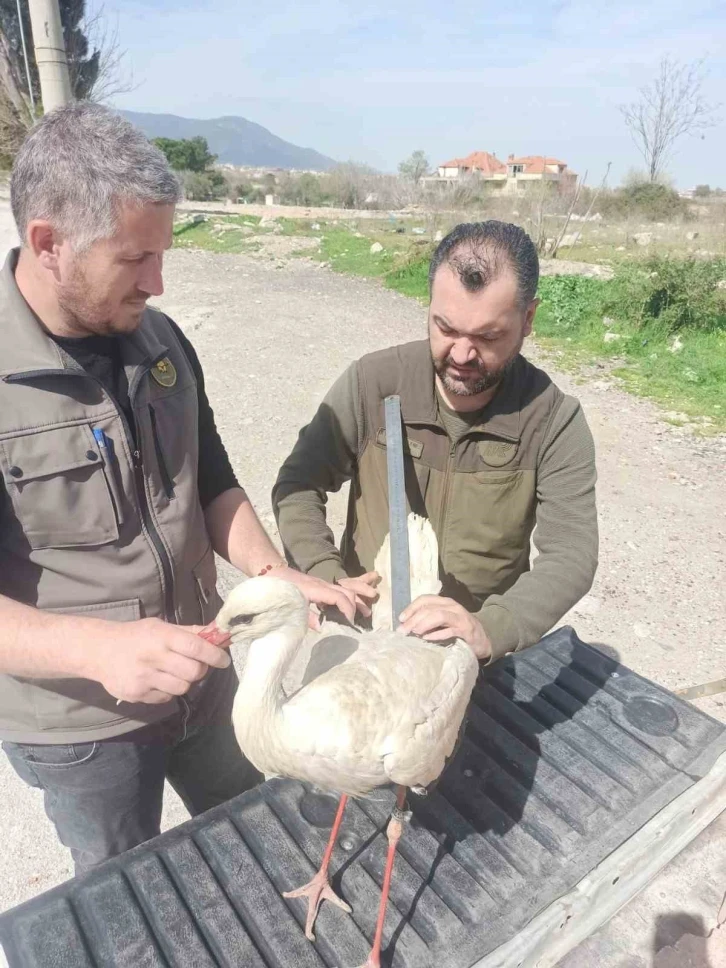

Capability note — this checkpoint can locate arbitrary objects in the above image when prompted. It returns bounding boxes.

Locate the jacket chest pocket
[374,429,430,514]
[448,469,536,567]
[1,424,120,550]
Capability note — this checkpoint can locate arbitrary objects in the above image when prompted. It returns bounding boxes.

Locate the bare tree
[73,5,134,104]
[550,171,587,259]
[620,56,718,182]
[0,1,133,163]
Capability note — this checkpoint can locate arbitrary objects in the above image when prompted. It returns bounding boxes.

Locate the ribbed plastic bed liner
[1,626,725,968]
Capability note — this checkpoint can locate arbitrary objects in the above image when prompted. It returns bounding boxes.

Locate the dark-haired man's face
[428,264,537,410]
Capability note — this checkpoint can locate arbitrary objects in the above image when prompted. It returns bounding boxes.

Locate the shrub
[605,256,726,332]
[181,170,227,201]
[599,182,688,222]
[536,276,605,331]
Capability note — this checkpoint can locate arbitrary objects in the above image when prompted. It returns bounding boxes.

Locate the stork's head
[202,577,309,646]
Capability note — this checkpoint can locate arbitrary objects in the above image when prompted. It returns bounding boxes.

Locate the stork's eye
[229,614,254,627]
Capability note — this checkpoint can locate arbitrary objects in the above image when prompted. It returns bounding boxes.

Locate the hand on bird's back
[273,567,358,628]
[399,596,492,661]
[336,571,381,618]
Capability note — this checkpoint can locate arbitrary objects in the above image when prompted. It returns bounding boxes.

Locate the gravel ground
[0,244,723,964]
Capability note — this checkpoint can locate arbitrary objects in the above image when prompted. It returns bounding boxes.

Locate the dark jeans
[2,667,262,874]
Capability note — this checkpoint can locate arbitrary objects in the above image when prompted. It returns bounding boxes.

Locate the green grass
[314,228,398,276]
[172,214,262,254]
[533,276,726,432]
[171,215,725,432]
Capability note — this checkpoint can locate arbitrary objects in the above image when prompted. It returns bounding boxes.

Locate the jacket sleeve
[477,396,599,661]
[272,363,364,582]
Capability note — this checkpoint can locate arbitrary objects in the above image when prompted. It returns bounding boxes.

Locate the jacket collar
[400,339,523,442]
[0,248,168,382]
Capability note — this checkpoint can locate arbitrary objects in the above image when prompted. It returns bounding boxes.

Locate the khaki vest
[0,250,222,743]
[340,341,563,610]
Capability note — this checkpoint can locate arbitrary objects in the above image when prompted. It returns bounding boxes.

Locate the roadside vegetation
[385,250,725,431]
[172,203,726,433]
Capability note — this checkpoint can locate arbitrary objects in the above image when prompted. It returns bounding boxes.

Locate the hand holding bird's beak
[197,622,232,646]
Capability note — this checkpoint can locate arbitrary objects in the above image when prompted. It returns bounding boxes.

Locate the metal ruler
[384,395,411,628]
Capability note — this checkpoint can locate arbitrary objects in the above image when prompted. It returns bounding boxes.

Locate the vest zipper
[438,438,457,564]
[148,403,175,499]
[6,367,177,624]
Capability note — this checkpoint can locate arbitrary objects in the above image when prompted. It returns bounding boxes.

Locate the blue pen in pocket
[92,426,124,528]
[92,427,109,455]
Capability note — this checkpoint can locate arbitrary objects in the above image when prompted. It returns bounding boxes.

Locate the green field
[173,213,726,433]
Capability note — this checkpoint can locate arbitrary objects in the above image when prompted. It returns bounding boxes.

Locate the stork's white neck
[236,625,302,715]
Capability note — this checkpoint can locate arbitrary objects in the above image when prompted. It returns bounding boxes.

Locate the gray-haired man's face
[55,202,175,337]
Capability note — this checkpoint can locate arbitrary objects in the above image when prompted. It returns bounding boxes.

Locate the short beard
[56,261,110,337]
[433,349,519,397]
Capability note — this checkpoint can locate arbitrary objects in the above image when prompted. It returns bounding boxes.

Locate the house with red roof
[504,155,577,192]
[437,151,507,183]
[430,150,577,192]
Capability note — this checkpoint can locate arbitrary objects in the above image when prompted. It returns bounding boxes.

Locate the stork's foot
[353,955,380,968]
[283,869,352,940]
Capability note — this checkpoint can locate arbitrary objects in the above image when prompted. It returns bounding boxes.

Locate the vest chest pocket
[1,424,120,550]
[373,428,430,513]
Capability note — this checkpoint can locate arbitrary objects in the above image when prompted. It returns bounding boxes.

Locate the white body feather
[226,515,478,798]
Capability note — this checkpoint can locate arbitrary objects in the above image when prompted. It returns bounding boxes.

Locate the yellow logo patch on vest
[478,439,518,467]
[150,358,177,388]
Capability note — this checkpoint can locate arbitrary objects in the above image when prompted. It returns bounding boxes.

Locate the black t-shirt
[3,316,239,512]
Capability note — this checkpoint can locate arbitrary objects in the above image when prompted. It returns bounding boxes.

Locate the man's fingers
[346,581,379,601]
[142,689,175,705]
[354,596,373,618]
[172,632,232,669]
[400,607,456,638]
[318,585,357,623]
[358,571,382,587]
[193,623,232,647]
[156,651,209,684]
[421,627,458,643]
[399,595,445,623]
[150,671,194,697]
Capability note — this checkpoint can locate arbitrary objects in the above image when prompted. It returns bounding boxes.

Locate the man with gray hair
[274,220,598,662]
[0,102,355,872]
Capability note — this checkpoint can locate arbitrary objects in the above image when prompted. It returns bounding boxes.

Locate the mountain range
[121,111,337,171]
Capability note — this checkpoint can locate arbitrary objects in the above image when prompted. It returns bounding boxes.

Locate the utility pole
[27,0,72,112]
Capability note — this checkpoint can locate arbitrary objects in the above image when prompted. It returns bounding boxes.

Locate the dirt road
[0,242,723,964]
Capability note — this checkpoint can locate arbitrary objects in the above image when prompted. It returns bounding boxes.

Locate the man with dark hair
[273,220,598,662]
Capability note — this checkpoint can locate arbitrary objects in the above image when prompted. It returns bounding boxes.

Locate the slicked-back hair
[429,221,539,307]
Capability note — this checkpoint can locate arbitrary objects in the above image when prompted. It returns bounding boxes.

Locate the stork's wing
[280,634,478,792]
[379,641,478,788]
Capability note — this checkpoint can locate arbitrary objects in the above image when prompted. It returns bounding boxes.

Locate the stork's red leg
[356,785,408,968]
[284,793,352,940]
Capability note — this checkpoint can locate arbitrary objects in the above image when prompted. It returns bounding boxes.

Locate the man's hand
[91,618,232,705]
[275,567,357,628]
[336,571,381,618]
[398,596,492,661]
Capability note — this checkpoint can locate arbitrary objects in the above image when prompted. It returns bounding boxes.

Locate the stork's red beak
[198,621,231,647]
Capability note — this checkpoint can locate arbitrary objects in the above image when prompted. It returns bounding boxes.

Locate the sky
[106,0,726,188]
